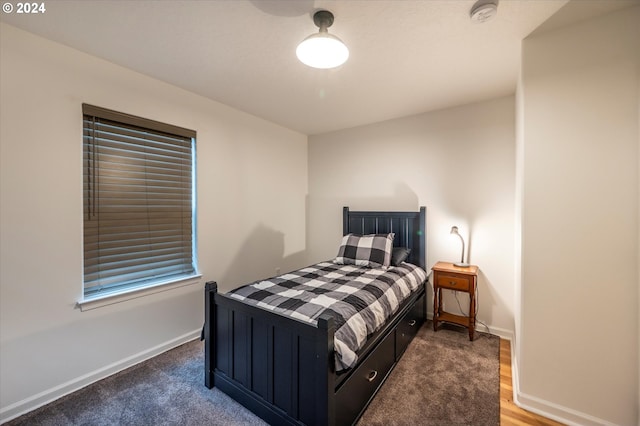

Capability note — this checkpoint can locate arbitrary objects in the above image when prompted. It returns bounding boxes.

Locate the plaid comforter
[228,261,427,370]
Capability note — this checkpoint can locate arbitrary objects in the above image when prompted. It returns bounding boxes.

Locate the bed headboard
[342,207,426,270]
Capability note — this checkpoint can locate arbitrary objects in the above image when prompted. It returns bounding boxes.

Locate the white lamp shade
[296,33,349,69]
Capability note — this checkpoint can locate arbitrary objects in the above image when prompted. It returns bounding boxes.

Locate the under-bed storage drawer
[395,293,425,359]
[335,330,395,426]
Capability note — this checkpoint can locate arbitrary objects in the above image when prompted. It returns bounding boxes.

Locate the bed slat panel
[233,312,250,388]
[251,320,269,400]
[215,305,231,376]
[298,335,318,425]
[392,217,408,248]
[273,328,294,413]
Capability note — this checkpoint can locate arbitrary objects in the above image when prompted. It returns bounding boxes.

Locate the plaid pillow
[334,233,394,268]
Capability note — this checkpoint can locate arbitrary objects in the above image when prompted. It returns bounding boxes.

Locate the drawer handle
[408,319,416,326]
[367,370,378,382]
[449,281,457,286]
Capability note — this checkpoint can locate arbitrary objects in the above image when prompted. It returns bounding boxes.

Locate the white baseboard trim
[0,329,201,424]
[478,323,513,340]
[510,341,618,426]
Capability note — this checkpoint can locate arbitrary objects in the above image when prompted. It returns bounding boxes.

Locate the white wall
[0,23,308,421]
[518,6,639,426]
[307,96,516,337]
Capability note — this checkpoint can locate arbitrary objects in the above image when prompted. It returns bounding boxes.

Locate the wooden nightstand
[431,261,479,340]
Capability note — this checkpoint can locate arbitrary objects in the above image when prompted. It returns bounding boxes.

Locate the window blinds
[82,104,196,297]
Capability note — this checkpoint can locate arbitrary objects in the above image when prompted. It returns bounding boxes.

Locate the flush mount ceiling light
[296,10,349,69]
[470,1,498,23]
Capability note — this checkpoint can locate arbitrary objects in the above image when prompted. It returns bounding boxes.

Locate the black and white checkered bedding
[227,261,427,371]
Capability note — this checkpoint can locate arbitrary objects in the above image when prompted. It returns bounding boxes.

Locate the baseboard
[478,323,513,340]
[0,329,201,424]
[509,341,618,426]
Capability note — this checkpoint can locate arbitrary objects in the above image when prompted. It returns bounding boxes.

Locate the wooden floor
[500,339,565,425]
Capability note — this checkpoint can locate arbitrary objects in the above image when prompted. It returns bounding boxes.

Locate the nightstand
[431,261,479,341]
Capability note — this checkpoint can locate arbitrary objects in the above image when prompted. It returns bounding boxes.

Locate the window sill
[76,274,202,312]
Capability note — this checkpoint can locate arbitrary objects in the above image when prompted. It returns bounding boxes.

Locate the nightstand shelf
[436,311,470,327]
[431,261,478,341]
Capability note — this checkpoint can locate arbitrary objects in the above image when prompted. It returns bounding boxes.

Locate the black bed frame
[204,207,427,425]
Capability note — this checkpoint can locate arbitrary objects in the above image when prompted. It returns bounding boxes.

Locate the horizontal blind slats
[83,108,196,296]
[88,139,191,163]
[85,253,191,276]
[84,121,193,147]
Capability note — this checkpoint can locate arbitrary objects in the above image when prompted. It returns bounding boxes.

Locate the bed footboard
[205,281,336,426]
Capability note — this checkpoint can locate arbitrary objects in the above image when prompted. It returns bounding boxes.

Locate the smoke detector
[470,1,498,23]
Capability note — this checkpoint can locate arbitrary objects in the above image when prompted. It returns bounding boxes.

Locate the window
[82,104,197,299]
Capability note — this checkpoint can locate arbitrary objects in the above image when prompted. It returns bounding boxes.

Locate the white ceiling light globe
[296,33,349,69]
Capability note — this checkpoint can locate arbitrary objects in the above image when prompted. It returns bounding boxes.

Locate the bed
[204,207,427,426]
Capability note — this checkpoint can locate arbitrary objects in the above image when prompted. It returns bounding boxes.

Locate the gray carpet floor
[6,322,499,426]
[358,323,500,425]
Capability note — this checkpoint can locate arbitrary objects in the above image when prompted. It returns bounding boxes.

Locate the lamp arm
[456,233,465,264]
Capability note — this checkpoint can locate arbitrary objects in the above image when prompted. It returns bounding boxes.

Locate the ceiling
[1,0,635,135]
